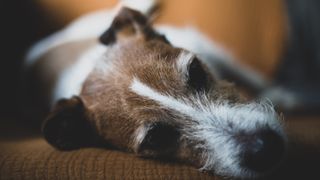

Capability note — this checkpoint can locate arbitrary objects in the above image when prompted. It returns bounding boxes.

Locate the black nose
[238,129,285,172]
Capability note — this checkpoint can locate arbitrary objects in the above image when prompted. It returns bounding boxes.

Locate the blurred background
[3,0,320,116]
[0,0,320,179]
[1,0,288,116]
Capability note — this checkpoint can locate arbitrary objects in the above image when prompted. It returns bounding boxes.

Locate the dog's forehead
[116,38,181,60]
[83,38,195,100]
[107,39,192,92]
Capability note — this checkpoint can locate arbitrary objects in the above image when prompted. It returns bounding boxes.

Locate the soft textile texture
[1,117,320,179]
[0,136,214,179]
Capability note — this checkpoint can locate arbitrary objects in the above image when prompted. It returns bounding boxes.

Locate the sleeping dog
[24,0,287,178]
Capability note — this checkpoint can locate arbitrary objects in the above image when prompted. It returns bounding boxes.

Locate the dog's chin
[208,154,285,179]
[231,165,282,179]
[199,165,260,179]
[207,166,267,180]
[199,131,286,179]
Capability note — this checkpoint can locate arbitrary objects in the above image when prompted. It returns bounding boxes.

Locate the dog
[24,0,287,178]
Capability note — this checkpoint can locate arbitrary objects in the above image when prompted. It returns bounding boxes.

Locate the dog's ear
[99,7,169,45]
[135,122,180,157]
[42,96,96,150]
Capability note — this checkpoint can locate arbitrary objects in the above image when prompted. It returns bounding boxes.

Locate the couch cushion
[0,136,214,180]
[1,116,320,179]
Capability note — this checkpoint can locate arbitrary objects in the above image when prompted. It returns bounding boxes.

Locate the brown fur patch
[80,36,243,155]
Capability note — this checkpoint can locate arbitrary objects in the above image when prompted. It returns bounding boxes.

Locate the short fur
[24,0,287,179]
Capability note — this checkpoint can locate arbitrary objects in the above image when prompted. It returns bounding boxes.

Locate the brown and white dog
[24,0,287,179]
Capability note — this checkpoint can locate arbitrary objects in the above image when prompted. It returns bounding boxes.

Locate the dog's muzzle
[236,128,285,172]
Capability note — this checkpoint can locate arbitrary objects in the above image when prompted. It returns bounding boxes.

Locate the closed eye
[187,57,209,91]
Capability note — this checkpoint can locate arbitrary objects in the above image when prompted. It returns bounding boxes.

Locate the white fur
[25,0,160,104]
[24,0,280,176]
[121,0,158,15]
[25,9,114,67]
[130,77,285,178]
[94,48,117,75]
[176,50,194,79]
[156,25,268,89]
[155,25,232,76]
[25,0,284,177]
[25,8,231,73]
[25,1,237,106]
[25,0,158,67]
[52,44,107,104]
[133,123,152,151]
[27,24,226,105]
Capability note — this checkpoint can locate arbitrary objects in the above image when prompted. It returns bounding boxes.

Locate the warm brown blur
[36,0,288,78]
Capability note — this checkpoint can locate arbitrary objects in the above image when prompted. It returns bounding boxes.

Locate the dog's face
[42,8,286,179]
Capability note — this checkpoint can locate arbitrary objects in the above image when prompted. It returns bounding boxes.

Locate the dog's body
[24,0,287,178]
[25,11,235,109]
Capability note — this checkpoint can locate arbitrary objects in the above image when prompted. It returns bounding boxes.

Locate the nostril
[239,129,285,172]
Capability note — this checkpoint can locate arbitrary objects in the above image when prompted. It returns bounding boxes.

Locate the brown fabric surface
[1,116,320,179]
[0,136,214,180]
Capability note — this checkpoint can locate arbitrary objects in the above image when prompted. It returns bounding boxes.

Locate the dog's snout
[237,129,285,172]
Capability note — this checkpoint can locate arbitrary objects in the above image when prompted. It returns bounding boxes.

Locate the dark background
[0,0,58,117]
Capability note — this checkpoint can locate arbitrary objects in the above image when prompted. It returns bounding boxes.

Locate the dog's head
[42,8,287,179]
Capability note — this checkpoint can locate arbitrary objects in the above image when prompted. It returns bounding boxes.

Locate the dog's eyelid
[187,57,208,87]
[137,121,180,155]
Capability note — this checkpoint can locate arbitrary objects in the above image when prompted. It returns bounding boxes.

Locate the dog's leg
[120,0,160,16]
[22,0,160,124]
[25,0,160,67]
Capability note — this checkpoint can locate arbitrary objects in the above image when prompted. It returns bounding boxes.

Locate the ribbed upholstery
[1,117,320,179]
[0,137,214,180]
